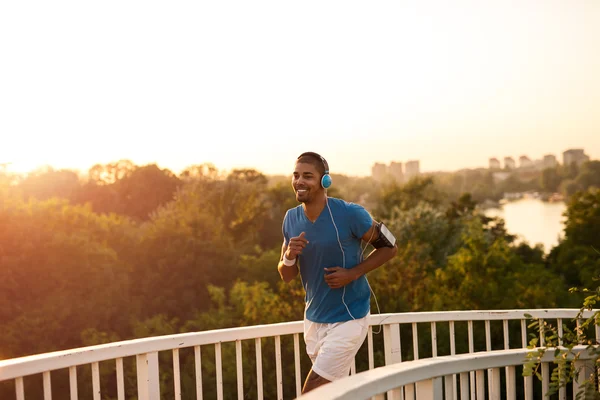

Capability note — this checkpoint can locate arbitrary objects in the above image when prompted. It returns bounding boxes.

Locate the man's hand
[285,232,308,260]
[323,267,357,289]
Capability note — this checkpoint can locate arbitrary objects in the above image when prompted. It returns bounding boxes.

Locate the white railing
[298,346,598,400]
[0,309,597,400]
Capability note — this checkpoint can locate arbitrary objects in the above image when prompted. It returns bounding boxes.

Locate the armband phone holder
[372,222,396,249]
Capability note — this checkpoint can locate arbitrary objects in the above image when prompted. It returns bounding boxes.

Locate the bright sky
[1,0,599,177]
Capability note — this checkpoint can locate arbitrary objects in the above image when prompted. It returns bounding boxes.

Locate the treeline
[427,159,600,203]
[0,160,599,399]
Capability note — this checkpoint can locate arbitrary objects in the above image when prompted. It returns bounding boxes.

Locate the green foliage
[540,167,562,192]
[0,198,135,358]
[523,280,600,399]
[16,167,81,201]
[76,162,181,220]
[2,157,600,399]
[576,161,600,190]
[433,169,502,203]
[374,176,443,220]
[523,195,600,399]
[238,246,282,289]
[432,218,560,310]
[132,181,238,321]
[563,189,600,248]
[547,189,600,292]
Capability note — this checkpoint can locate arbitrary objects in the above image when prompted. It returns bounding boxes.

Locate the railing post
[475,370,485,399]
[459,372,469,400]
[137,352,160,400]
[506,365,516,400]
[573,359,595,398]
[15,377,25,400]
[383,323,403,400]
[416,377,443,400]
[444,375,454,400]
[43,371,52,400]
[490,368,501,400]
[521,319,533,400]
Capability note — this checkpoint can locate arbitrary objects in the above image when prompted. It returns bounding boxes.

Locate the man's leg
[302,315,369,394]
[302,368,330,394]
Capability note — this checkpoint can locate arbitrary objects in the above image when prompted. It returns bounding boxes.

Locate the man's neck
[302,194,327,222]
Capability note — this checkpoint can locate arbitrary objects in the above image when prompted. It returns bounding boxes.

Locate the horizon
[2,1,599,177]
[1,144,594,179]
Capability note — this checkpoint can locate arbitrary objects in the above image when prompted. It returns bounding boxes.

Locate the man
[278,152,398,394]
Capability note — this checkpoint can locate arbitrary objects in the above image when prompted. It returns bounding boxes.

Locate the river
[484,198,567,252]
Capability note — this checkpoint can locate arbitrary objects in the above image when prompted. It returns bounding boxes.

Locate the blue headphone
[298,152,332,189]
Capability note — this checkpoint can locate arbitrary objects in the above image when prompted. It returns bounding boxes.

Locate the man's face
[292,161,322,203]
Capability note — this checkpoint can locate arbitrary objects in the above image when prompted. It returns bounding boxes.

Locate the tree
[76,162,181,220]
[560,179,581,198]
[87,159,136,185]
[226,168,268,185]
[256,182,301,251]
[540,167,562,192]
[15,167,81,201]
[575,160,600,191]
[563,161,580,180]
[180,163,221,181]
[547,189,600,292]
[116,164,181,220]
[374,176,442,220]
[0,198,135,359]
[131,181,237,321]
[432,218,561,311]
[562,189,600,248]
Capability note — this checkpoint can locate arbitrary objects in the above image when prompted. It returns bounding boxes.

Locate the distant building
[519,155,533,169]
[388,162,404,183]
[543,154,558,169]
[504,157,516,169]
[405,160,420,180]
[563,149,590,167]
[489,158,501,169]
[371,163,387,181]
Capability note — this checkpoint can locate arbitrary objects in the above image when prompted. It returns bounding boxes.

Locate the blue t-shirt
[282,197,374,323]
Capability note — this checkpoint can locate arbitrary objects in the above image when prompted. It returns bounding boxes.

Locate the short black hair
[296,152,328,176]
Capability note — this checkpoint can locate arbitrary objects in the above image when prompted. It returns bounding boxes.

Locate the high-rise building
[405,160,420,180]
[389,162,404,183]
[519,155,533,169]
[371,163,387,181]
[504,157,516,169]
[543,154,558,169]
[563,149,590,167]
[489,158,501,169]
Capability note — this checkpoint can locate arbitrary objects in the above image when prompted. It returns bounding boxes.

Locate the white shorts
[304,314,370,382]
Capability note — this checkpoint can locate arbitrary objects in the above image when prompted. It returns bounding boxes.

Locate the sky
[1,0,599,177]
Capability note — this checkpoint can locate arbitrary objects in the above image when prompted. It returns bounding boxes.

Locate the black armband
[371,222,397,249]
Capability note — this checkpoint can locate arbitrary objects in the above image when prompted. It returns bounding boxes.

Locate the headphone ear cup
[321,174,332,189]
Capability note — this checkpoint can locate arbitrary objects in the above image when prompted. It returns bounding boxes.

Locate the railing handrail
[0,308,592,381]
[298,346,596,399]
[0,320,303,381]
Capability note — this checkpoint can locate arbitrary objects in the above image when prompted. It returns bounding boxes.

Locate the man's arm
[278,240,299,282]
[324,221,397,289]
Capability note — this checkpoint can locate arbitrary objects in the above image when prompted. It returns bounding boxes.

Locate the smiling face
[292,161,324,204]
